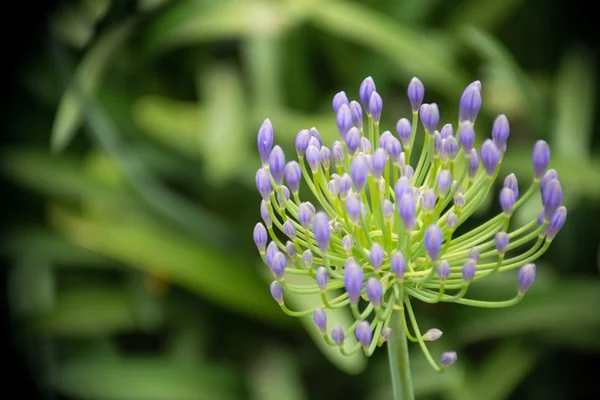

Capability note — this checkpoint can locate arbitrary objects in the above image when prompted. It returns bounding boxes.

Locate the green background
[2,0,599,399]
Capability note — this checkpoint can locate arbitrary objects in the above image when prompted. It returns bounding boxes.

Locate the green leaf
[450,0,524,33]
[145,1,297,54]
[468,341,538,400]
[51,20,136,153]
[9,258,56,318]
[242,33,283,113]
[278,272,367,375]
[1,149,139,207]
[308,1,465,96]
[248,347,307,400]
[51,207,288,326]
[196,65,249,184]
[552,47,596,159]
[35,286,140,336]
[1,227,108,267]
[131,95,202,157]
[53,357,239,400]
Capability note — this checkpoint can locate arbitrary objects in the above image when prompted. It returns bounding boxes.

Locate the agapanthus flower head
[254,77,566,370]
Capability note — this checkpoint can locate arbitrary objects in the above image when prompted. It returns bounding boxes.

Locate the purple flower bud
[458,121,475,152]
[265,242,278,266]
[370,148,388,179]
[499,187,516,215]
[355,321,372,349]
[270,281,284,304]
[320,146,331,170]
[545,206,567,240]
[437,170,452,196]
[336,104,352,140]
[437,260,450,281]
[369,91,383,123]
[423,328,443,341]
[316,267,329,291]
[333,91,349,113]
[284,161,301,193]
[381,327,392,342]
[532,140,551,179]
[359,77,376,108]
[269,251,286,280]
[313,212,330,252]
[309,126,322,143]
[326,180,338,199]
[443,136,459,161]
[424,225,443,261]
[257,119,274,164]
[285,241,297,258]
[350,100,363,129]
[459,81,482,124]
[351,155,369,192]
[267,145,286,185]
[344,260,364,305]
[391,251,406,280]
[306,145,321,173]
[492,114,510,149]
[420,103,440,133]
[366,278,382,307]
[398,193,416,231]
[332,141,345,167]
[437,125,452,141]
[346,193,362,225]
[302,249,313,268]
[518,263,536,294]
[308,136,321,150]
[446,211,458,230]
[441,351,457,368]
[277,186,290,208]
[256,168,273,201]
[385,136,402,163]
[454,193,465,210]
[295,129,310,156]
[394,177,412,199]
[393,119,412,150]
[468,149,479,179]
[495,232,510,255]
[383,199,394,220]
[540,169,558,194]
[369,243,385,271]
[541,179,563,221]
[313,308,327,333]
[469,247,480,262]
[346,127,361,155]
[260,200,272,228]
[433,132,442,157]
[421,189,437,213]
[332,324,345,346]
[298,202,314,229]
[402,165,414,180]
[462,259,476,283]
[407,77,425,112]
[359,136,372,154]
[379,130,392,149]
[338,174,352,199]
[342,235,354,255]
[481,139,500,176]
[253,223,267,252]
[504,173,519,199]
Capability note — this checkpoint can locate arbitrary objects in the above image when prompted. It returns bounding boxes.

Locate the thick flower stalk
[253,77,566,391]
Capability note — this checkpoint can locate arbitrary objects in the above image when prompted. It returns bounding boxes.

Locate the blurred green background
[1,0,599,399]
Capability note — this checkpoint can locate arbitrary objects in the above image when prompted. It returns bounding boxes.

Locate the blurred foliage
[2,0,600,399]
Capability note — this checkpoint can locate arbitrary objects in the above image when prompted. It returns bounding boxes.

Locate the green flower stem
[406,111,419,162]
[387,299,415,400]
